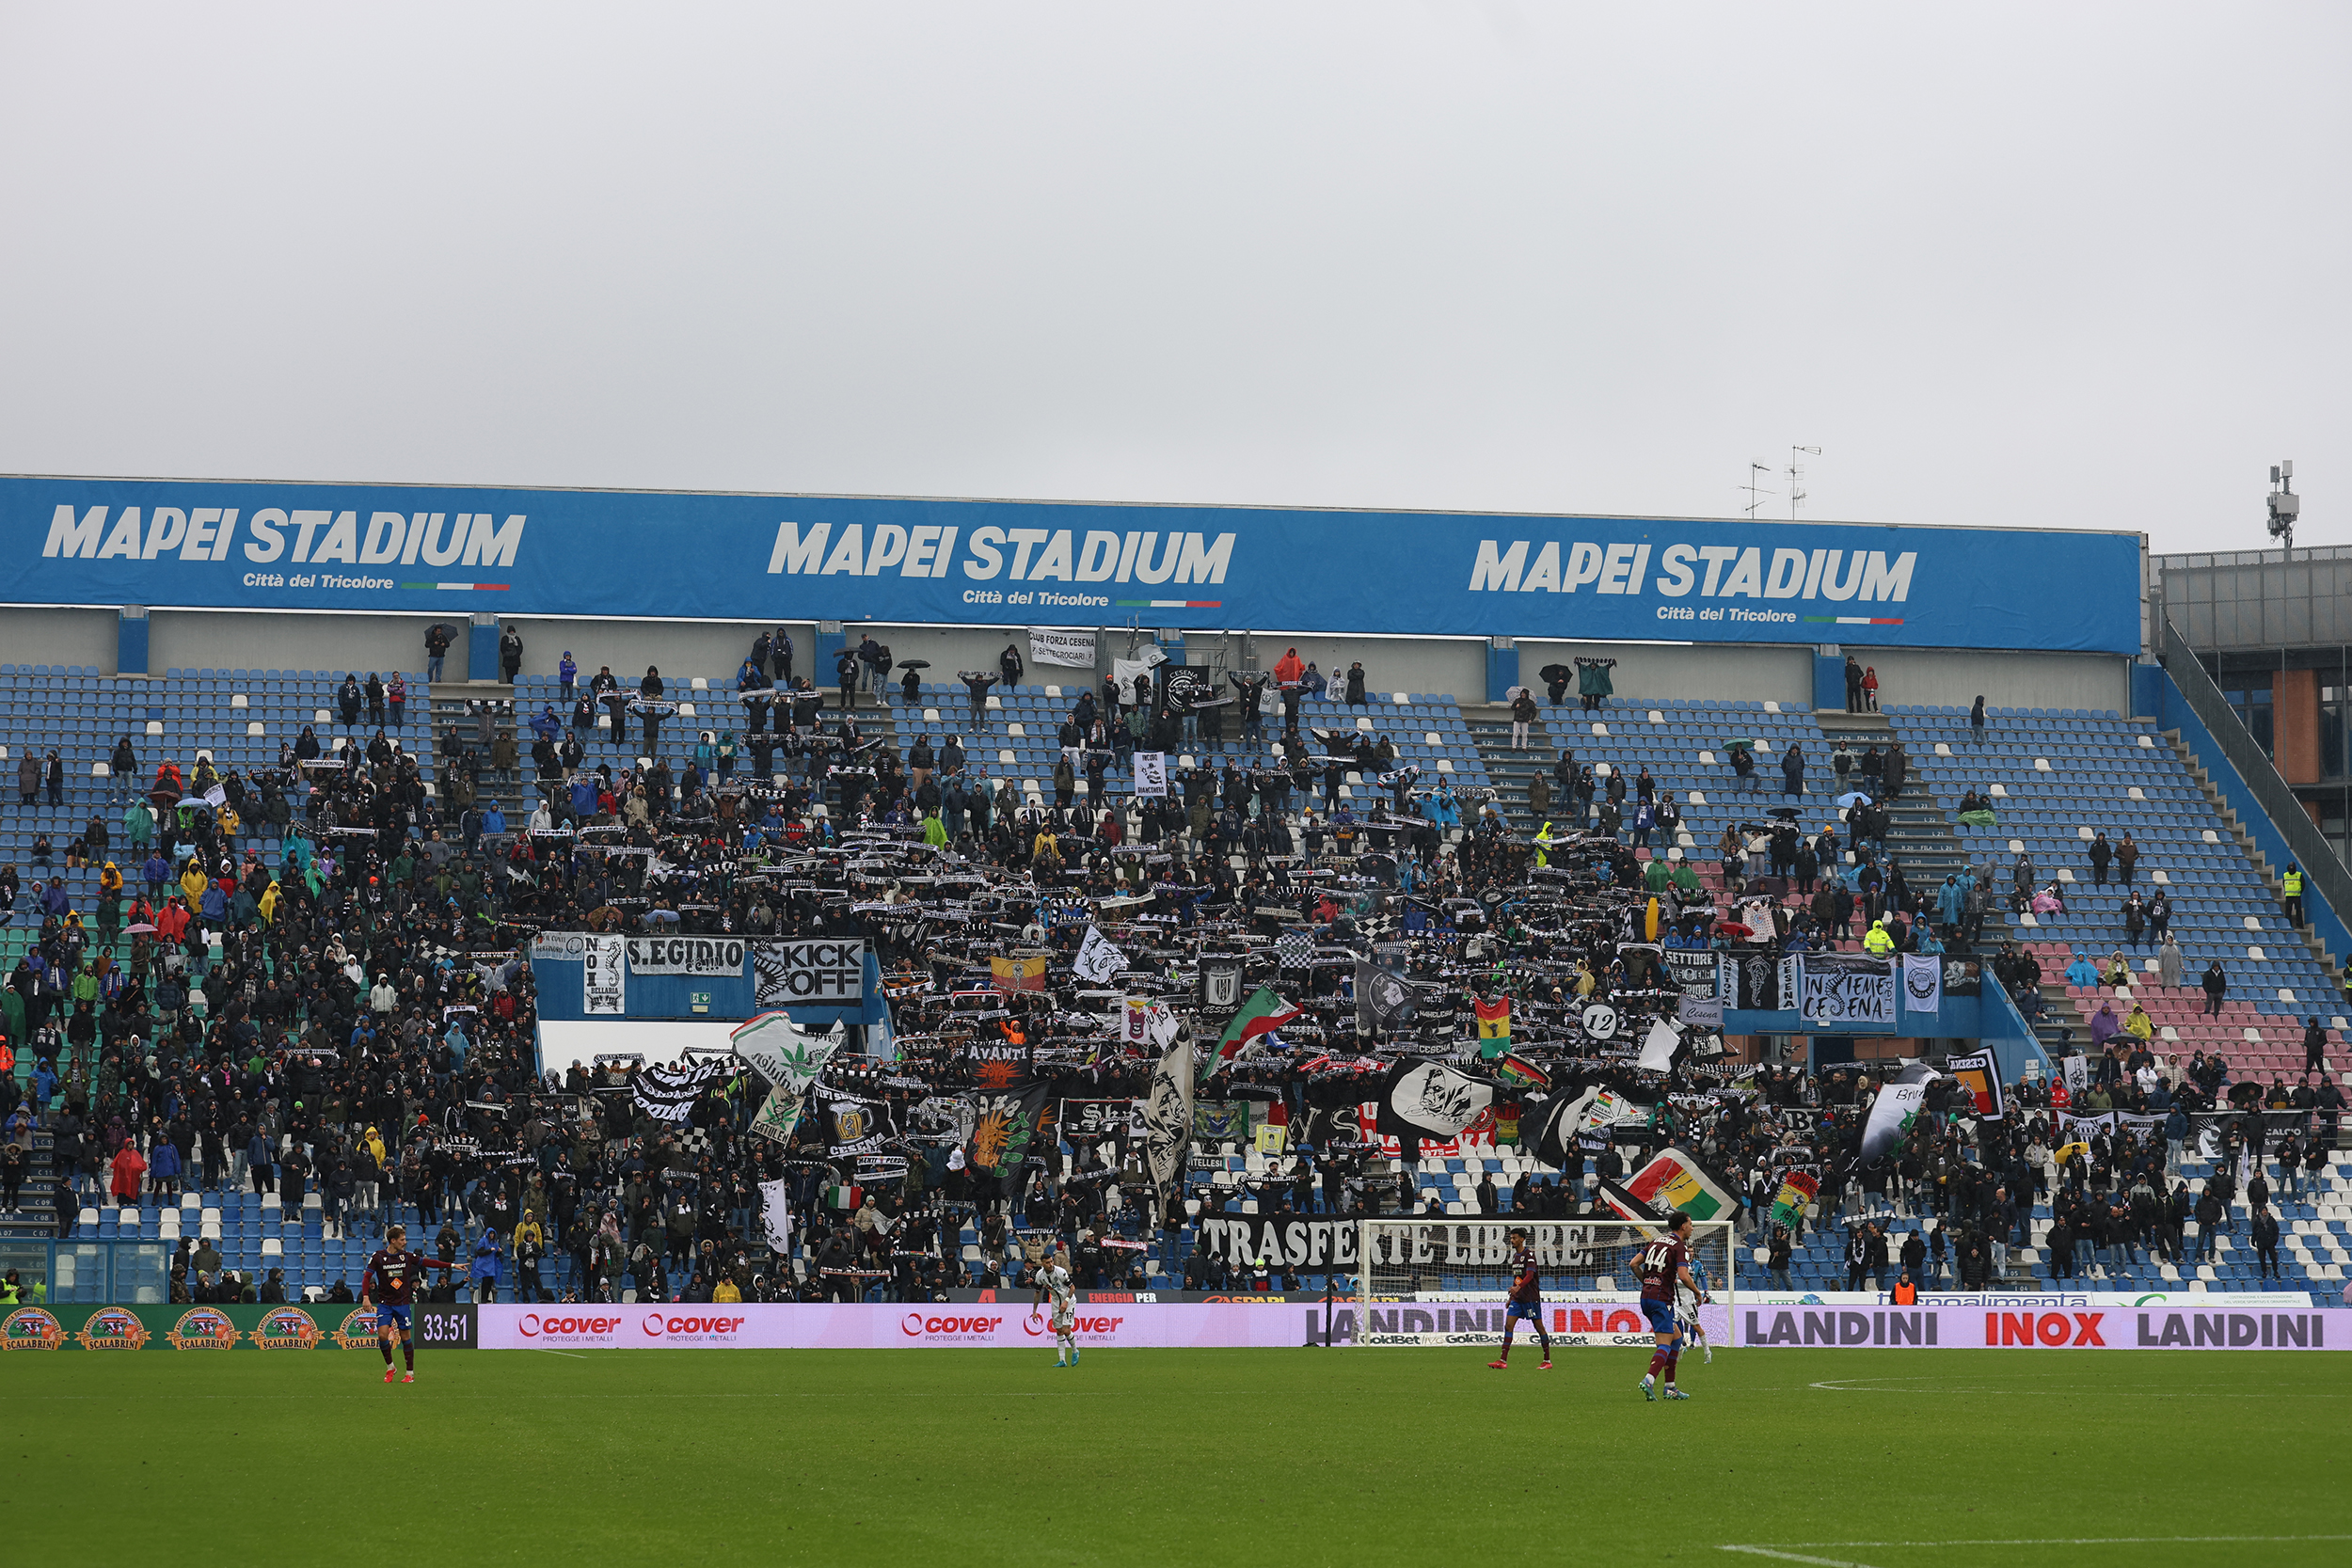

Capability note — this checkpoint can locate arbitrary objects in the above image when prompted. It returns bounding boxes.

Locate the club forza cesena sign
[1,477,2142,655]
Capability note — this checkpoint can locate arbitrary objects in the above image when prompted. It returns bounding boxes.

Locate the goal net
[1354,1218,1735,1349]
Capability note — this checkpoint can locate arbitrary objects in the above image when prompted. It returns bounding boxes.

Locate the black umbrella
[898,659,931,670]
[1539,663,1572,683]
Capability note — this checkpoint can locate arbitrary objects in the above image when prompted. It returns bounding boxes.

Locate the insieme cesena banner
[1737,1304,2350,1350]
[0,476,2143,654]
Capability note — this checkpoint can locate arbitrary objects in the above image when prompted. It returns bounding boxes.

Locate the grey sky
[3,4,2344,555]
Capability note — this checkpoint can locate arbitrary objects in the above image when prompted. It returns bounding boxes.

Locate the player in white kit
[1043,1262,1080,1368]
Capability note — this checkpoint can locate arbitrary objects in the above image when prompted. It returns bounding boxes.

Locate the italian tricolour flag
[1216,987,1301,1063]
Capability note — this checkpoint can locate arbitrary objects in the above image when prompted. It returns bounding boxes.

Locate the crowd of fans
[0,632,2340,1309]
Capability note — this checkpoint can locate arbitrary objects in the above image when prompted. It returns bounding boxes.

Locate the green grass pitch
[8,1348,2346,1566]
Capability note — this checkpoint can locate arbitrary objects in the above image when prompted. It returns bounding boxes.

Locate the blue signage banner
[529,948,890,1027]
[0,475,2144,654]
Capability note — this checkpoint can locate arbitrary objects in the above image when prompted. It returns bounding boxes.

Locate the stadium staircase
[1464,705,1554,832]
[0,1129,58,1243]
[2164,731,2346,989]
[429,681,526,822]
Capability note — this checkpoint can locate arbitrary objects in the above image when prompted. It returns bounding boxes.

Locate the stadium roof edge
[0,471,2150,542]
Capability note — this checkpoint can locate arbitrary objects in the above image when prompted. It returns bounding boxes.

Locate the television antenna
[1741,463,1775,518]
[1787,446,1820,520]
[2268,460,2299,558]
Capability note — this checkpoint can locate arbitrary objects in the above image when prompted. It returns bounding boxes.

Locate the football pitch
[8,1348,2345,1566]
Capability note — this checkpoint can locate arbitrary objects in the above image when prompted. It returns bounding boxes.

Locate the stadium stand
[1,661,2344,1310]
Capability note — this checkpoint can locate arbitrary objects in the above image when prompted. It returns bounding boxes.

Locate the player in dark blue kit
[358,1224,457,1384]
[1638,1211,1707,1402]
[1486,1227,1551,1370]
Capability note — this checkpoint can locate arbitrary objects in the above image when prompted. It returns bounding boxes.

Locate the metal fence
[2160,616,2352,960]
[0,1238,171,1305]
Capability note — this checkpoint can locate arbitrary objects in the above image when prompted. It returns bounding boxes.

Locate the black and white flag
[819,1086,898,1157]
[630,1058,732,1123]
[1375,1060,1495,1143]
[1356,943,1417,1036]
[1141,1038,1196,1194]
[758,1179,794,1253]
[1073,925,1127,985]
[1520,1085,1597,1167]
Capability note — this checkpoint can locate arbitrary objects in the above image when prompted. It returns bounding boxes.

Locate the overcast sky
[2,4,2344,555]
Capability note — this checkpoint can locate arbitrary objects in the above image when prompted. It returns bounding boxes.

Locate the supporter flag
[1574,1088,1628,1139]
[1216,987,1301,1064]
[629,1057,730,1124]
[992,954,1048,993]
[1520,1085,1592,1165]
[1375,1060,1495,1143]
[1595,1180,1664,1225]
[968,1085,1049,1191]
[758,1179,794,1253]
[824,1182,861,1211]
[1355,945,1415,1036]
[1946,1050,2006,1120]
[1494,1053,1549,1093]
[819,1086,898,1156]
[1072,926,1127,986]
[1193,1101,1250,1144]
[1636,1018,1680,1073]
[1616,1147,1738,1224]
[747,1085,804,1147]
[1474,996,1511,1051]
[1859,1078,1930,1164]
[732,1011,843,1095]
[1770,1169,1820,1230]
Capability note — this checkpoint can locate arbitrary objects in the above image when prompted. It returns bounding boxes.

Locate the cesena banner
[1799,954,1898,1029]
[0,476,2144,655]
[1026,626,1097,669]
[627,936,746,977]
[1738,1304,2349,1350]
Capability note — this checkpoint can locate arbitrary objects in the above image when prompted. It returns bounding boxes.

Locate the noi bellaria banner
[0,476,2141,655]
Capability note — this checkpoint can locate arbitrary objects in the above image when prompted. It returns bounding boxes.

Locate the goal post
[1353,1217,1735,1349]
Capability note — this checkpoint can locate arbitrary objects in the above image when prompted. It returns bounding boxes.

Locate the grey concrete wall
[0,608,2134,715]
[0,607,121,673]
[1853,648,2132,714]
[1243,632,1486,700]
[1514,639,1815,706]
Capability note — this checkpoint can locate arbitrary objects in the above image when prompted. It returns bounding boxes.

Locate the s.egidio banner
[480,1302,1313,1350]
[1,476,2143,655]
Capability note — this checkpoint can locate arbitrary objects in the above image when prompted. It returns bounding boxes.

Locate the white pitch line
[1719,1548,1882,1568]
[532,1348,589,1359]
[1731,1537,2352,1554]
